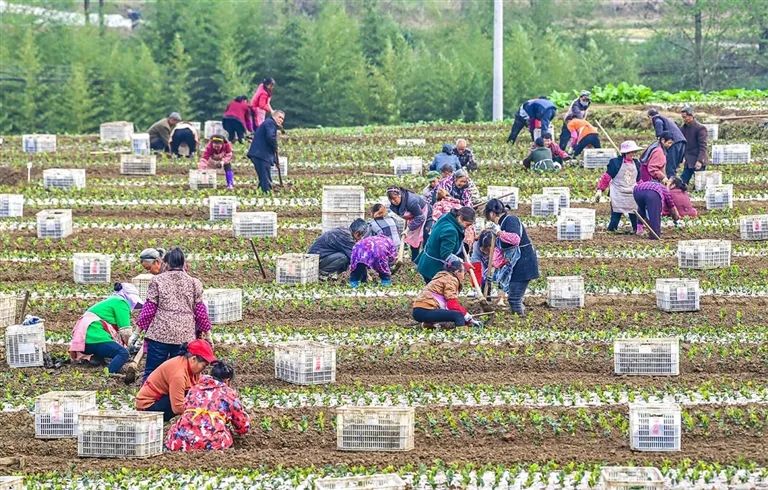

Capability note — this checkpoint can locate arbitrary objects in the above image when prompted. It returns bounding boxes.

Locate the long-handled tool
[18,290,30,323]
[460,247,489,308]
[482,234,497,299]
[594,119,620,153]
[249,238,267,279]
[273,150,284,188]
[632,211,661,240]
[473,190,518,211]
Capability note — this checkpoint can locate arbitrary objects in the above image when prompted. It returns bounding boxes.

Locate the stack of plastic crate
[274,341,336,385]
[132,274,153,301]
[704,184,733,210]
[322,186,365,232]
[531,194,560,217]
[0,476,24,490]
[36,209,73,239]
[0,294,16,327]
[556,208,595,240]
[73,253,112,284]
[43,169,86,190]
[77,410,163,458]
[392,157,423,176]
[542,186,570,209]
[0,194,24,218]
[23,134,57,153]
[99,121,134,143]
[34,391,97,438]
[203,289,242,324]
[336,406,414,451]
[276,254,319,285]
[582,148,617,169]
[614,338,680,375]
[486,186,519,209]
[271,156,288,181]
[315,474,406,490]
[189,169,217,190]
[656,279,700,312]
[120,154,156,175]
[600,467,664,490]
[629,403,681,452]
[208,196,238,221]
[204,120,224,139]
[5,322,46,368]
[677,240,731,269]
[712,144,750,164]
[546,276,584,308]
[232,212,277,238]
[703,123,719,141]
[740,215,768,241]
[395,138,425,146]
[131,133,151,156]
[693,170,722,192]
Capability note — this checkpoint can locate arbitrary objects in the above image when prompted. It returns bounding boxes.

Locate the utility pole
[492,0,503,121]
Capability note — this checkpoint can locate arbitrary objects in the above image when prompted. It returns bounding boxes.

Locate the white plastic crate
[276,253,319,285]
[208,196,238,221]
[0,194,24,218]
[100,121,134,143]
[693,170,722,192]
[73,253,112,284]
[677,240,731,269]
[43,169,86,190]
[712,144,750,164]
[131,133,150,156]
[120,154,156,175]
[274,341,336,385]
[704,184,733,210]
[656,279,700,312]
[486,186,519,209]
[78,410,163,458]
[322,211,364,233]
[316,474,406,490]
[629,403,681,452]
[35,391,97,439]
[232,211,277,238]
[474,216,487,234]
[542,186,570,209]
[189,121,202,133]
[531,194,561,217]
[132,274,153,301]
[546,276,584,308]
[614,338,680,375]
[23,134,56,153]
[36,209,73,239]
[0,476,24,490]
[336,406,414,451]
[0,294,16,328]
[322,185,365,213]
[703,123,719,141]
[392,157,423,176]
[270,156,288,180]
[600,467,664,490]
[740,214,768,241]
[395,138,425,146]
[583,148,617,169]
[5,322,45,368]
[189,169,217,190]
[556,209,595,240]
[204,120,224,139]
[202,288,242,324]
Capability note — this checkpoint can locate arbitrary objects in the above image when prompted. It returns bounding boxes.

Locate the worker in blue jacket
[507,97,557,144]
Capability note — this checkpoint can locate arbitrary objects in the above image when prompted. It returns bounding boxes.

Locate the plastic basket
[322,186,365,213]
[270,156,288,180]
[546,276,584,308]
[336,406,414,451]
[0,194,24,218]
[740,215,768,241]
[542,186,570,209]
[486,186,519,209]
[36,209,73,239]
[209,196,238,221]
[629,403,681,452]
[189,169,217,190]
[232,212,277,238]
[392,157,423,176]
[131,133,150,156]
[0,294,17,328]
[711,144,750,164]
[120,155,156,175]
[703,123,719,141]
[73,253,112,284]
[35,391,98,438]
[203,288,243,324]
[0,476,24,490]
[23,134,56,153]
[600,467,664,490]
[276,254,319,285]
[704,184,733,210]
[5,322,46,368]
[77,410,163,458]
[395,138,425,146]
[556,209,595,240]
[322,211,364,233]
[132,274,153,301]
[204,120,224,139]
[693,170,722,192]
[315,474,406,490]
[100,121,134,143]
[274,341,336,385]
[531,194,560,217]
[614,338,680,375]
[655,279,700,312]
[43,169,86,190]
[677,240,731,269]
[583,148,617,169]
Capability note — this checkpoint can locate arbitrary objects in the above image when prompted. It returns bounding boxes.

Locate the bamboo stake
[249,238,267,279]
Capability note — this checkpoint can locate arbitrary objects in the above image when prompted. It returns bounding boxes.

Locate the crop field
[0,103,767,488]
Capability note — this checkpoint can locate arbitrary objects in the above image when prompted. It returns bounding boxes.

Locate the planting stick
[632,211,661,240]
[483,233,497,299]
[274,150,284,187]
[594,119,620,152]
[460,247,488,304]
[249,238,267,279]
[473,190,517,211]
[19,290,30,322]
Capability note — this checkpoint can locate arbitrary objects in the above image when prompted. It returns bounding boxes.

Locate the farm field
[0,103,767,489]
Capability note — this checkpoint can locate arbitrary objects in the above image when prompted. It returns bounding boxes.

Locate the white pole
[492,0,503,121]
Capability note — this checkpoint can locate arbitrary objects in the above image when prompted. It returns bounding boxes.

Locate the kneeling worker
[308,218,369,278]
[412,254,482,329]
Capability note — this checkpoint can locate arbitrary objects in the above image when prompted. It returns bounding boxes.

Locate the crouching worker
[349,234,397,288]
[309,218,369,278]
[136,339,216,422]
[69,283,142,383]
[412,254,482,329]
[199,132,235,190]
[166,361,250,451]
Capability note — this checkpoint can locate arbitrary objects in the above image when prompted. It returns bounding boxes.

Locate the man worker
[147,112,181,153]
[452,139,477,170]
[648,108,686,178]
[679,106,708,185]
[247,110,285,193]
[541,132,571,165]
[559,90,591,150]
[308,218,370,278]
[429,144,461,172]
[522,137,557,171]
[507,97,557,144]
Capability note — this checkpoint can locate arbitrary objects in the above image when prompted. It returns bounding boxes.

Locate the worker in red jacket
[251,78,275,128]
[222,96,253,144]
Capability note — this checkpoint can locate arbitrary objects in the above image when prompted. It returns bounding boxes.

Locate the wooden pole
[482,233,496,299]
[594,119,620,152]
[249,238,268,279]
[460,247,488,304]
[632,211,661,241]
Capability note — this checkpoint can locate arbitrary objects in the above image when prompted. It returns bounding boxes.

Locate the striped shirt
[635,181,675,210]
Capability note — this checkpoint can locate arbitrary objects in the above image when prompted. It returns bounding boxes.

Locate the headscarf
[386,186,401,197]
[113,283,142,310]
[444,254,464,272]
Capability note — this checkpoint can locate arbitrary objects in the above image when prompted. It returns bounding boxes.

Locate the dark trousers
[319,252,349,276]
[84,341,129,374]
[634,188,662,239]
[143,340,182,383]
[412,307,466,327]
[222,117,245,143]
[558,122,571,150]
[144,394,175,422]
[506,114,528,144]
[170,128,197,157]
[665,141,686,178]
[680,164,702,185]
[572,134,601,157]
[250,157,273,193]
[607,211,638,232]
[506,280,530,315]
[149,138,167,152]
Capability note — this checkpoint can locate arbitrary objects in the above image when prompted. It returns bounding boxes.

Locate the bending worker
[387,186,433,261]
[412,254,482,329]
[416,206,476,283]
[148,112,181,153]
[349,234,397,288]
[308,218,369,278]
[507,97,556,144]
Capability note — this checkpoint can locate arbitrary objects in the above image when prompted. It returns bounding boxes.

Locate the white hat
[619,140,641,154]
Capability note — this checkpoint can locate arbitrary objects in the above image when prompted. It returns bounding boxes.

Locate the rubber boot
[225,170,234,190]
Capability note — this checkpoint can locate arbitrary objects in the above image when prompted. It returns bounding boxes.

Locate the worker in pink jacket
[198,132,235,189]
[250,78,275,128]
[639,131,675,183]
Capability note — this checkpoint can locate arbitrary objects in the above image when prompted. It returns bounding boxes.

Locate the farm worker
[349,235,397,288]
[416,206,476,283]
[169,121,200,158]
[567,118,602,157]
[506,97,557,144]
[506,102,530,144]
[135,339,216,422]
[422,170,441,205]
[387,186,433,261]
[69,283,142,382]
[679,106,709,185]
[639,132,675,183]
[136,247,212,383]
[484,199,539,316]
[369,203,401,247]
[199,132,235,190]
[648,108,686,177]
[251,77,275,127]
[470,230,494,289]
[522,137,556,171]
[148,112,181,153]
[633,180,681,240]
[559,90,591,150]
[436,168,480,207]
[664,177,697,219]
[165,361,250,451]
[432,189,477,246]
[452,138,477,171]
[541,133,571,165]
[595,140,642,233]
[429,143,460,172]
[139,248,166,274]
[308,218,369,278]
[222,96,254,144]
[412,254,482,329]
[247,110,284,193]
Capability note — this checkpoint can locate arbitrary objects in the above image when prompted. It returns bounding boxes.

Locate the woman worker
[387,186,433,261]
[348,234,397,288]
[416,206,475,283]
[198,131,235,190]
[436,168,479,207]
[139,248,165,274]
[251,77,275,127]
[633,180,681,239]
[412,254,482,329]
[595,140,642,233]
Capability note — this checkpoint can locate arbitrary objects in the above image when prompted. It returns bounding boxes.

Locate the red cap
[187,339,216,363]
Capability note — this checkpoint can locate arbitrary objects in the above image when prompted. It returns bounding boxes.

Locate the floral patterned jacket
[165,375,250,451]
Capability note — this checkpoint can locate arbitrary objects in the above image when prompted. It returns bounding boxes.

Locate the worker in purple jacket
[647,108,686,178]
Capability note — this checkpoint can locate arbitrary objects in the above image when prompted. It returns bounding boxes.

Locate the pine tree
[17,29,43,132]
[216,35,252,107]
[167,33,194,121]
[62,63,98,133]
